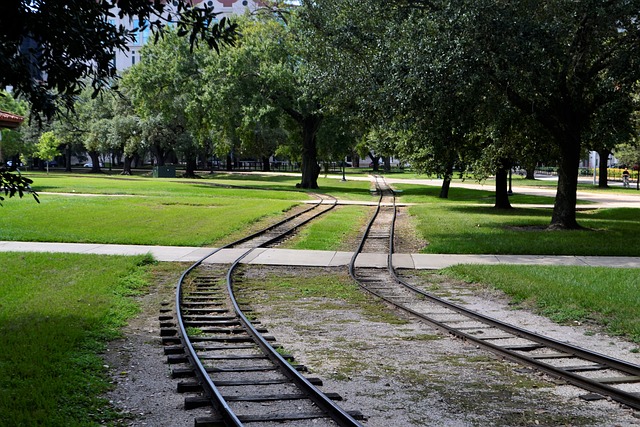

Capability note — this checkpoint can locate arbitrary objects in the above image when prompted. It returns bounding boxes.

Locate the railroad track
[163,194,365,426]
[350,176,640,412]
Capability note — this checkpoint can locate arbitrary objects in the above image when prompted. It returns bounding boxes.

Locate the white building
[110,0,262,71]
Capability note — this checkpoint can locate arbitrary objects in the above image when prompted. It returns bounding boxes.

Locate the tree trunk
[88,151,101,173]
[439,163,454,199]
[352,153,360,168]
[522,158,537,180]
[184,155,197,178]
[382,156,391,173]
[121,155,132,175]
[525,169,535,180]
[152,145,166,166]
[494,161,512,209]
[369,152,380,172]
[226,154,233,171]
[299,116,322,189]
[262,156,271,172]
[550,138,581,229]
[597,148,610,188]
[64,144,72,172]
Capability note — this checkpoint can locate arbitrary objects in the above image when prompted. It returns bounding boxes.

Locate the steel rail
[225,249,364,427]
[174,196,329,425]
[348,176,385,277]
[350,176,640,411]
[175,195,364,425]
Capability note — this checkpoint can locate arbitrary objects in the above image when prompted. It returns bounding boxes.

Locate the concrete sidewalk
[2,241,639,269]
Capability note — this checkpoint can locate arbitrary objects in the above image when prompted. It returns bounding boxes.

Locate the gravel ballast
[104,264,640,426]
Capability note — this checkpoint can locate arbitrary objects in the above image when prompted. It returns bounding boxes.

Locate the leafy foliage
[0,0,237,118]
[300,0,640,226]
[0,168,38,205]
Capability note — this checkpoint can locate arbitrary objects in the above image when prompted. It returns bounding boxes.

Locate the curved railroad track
[350,176,640,412]
[164,194,365,426]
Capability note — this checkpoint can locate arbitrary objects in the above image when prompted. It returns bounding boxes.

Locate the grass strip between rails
[280,205,371,251]
[442,264,640,343]
[0,252,154,426]
[236,268,407,325]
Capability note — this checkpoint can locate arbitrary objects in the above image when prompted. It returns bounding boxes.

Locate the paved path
[2,241,638,269]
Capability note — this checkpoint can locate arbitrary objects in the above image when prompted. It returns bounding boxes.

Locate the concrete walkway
[2,241,639,269]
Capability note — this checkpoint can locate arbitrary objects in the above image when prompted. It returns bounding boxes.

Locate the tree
[303,0,640,228]
[1,0,237,118]
[35,130,60,174]
[123,29,204,176]
[453,1,640,228]
[110,114,142,175]
[202,13,326,188]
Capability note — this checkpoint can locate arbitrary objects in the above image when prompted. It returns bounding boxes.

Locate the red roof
[0,110,25,129]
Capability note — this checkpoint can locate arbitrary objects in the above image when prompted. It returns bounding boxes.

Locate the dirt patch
[394,207,428,253]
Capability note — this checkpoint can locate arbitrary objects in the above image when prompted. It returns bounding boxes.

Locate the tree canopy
[300,0,640,228]
[0,0,237,118]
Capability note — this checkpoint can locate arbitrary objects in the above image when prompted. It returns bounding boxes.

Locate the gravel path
[104,264,640,426]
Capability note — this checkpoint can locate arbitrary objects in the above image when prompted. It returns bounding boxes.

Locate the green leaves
[1,1,239,118]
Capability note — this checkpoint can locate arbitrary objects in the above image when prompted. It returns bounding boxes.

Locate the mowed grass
[280,205,372,251]
[203,172,375,201]
[1,174,305,246]
[0,252,153,426]
[392,183,640,256]
[443,265,640,342]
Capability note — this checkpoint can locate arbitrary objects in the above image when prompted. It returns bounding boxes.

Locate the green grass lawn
[203,172,375,201]
[0,172,378,246]
[0,252,154,426]
[1,173,310,246]
[442,265,640,343]
[409,204,640,256]
[390,183,640,256]
[280,205,371,251]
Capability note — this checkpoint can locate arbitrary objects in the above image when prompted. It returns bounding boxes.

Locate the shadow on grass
[0,312,115,425]
[445,205,553,219]
[395,184,493,201]
[196,173,374,198]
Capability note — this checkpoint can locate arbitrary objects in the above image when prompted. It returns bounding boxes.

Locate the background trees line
[3,1,640,230]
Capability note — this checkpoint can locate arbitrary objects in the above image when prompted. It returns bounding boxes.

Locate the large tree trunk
[439,163,454,199]
[383,156,391,173]
[369,152,380,172]
[152,145,166,166]
[522,158,537,180]
[494,161,512,209]
[88,151,101,173]
[262,156,271,172]
[352,152,360,168]
[184,155,197,178]
[226,154,233,171]
[64,144,72,172]
[550,138,581,229]
[525,169,535,180]
[597,148,610,188]
[121,155,132,175]
[299,116,322,189]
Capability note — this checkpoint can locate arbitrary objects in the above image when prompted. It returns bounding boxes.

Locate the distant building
[110,0,262,71]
